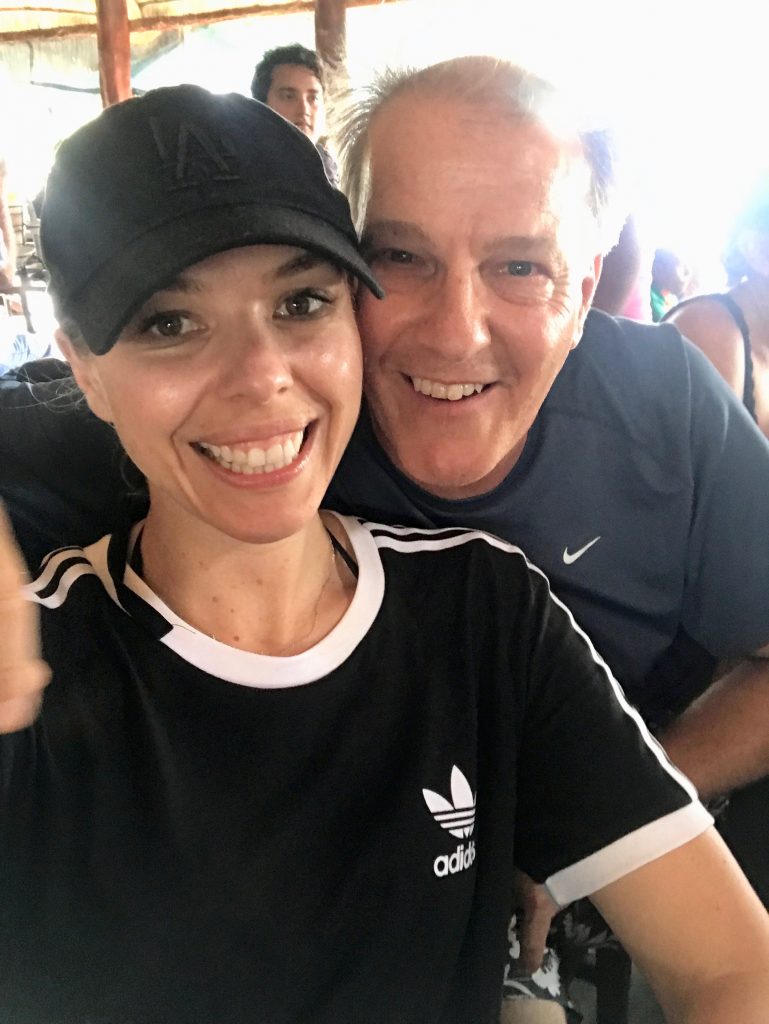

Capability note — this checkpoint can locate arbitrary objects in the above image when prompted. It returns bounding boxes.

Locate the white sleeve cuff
[545,801,714,907]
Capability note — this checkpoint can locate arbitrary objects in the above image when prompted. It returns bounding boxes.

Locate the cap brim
[70,204,384,354]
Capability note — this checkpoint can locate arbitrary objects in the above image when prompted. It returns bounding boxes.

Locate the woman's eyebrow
[271,252,341,280]
[154,272,205,295]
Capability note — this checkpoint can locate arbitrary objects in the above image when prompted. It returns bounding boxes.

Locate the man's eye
[276,291,328,318]
[505,261,534,277]
[383,249,415,265]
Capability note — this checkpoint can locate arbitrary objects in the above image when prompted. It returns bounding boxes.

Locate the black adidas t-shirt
[1,516,710,1024]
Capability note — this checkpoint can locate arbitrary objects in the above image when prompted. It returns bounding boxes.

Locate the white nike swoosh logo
[562,536,601,565]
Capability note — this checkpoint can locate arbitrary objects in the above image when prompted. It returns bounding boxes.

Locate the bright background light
[3,0,769,288]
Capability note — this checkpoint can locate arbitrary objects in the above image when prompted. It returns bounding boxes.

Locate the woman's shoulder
[25,539,104,608]
[666,295,745,343]
[665,295,748,398]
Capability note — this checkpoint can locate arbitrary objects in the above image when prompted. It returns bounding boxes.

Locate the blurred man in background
[251,43,339,186]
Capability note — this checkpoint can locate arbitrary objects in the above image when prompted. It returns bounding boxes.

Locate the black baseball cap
[41,84,383,355]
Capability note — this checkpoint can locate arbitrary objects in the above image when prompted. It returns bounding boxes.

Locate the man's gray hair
[333,56,625,254]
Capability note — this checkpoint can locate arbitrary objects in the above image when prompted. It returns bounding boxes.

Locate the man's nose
[427,269,491,360]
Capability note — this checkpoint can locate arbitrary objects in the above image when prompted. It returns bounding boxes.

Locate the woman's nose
[218,327,293,401]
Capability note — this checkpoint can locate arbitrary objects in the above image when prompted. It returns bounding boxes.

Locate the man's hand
[512,868,559,974]
[0,503,49,732]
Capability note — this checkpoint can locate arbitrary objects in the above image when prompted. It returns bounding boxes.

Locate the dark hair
[251,44,324,103]
[723,172,769,285]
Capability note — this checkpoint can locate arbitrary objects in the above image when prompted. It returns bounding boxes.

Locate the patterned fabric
[502,902,619,1021]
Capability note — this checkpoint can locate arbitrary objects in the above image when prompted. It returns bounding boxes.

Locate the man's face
[357,92,602,499]
[266,64,324,143]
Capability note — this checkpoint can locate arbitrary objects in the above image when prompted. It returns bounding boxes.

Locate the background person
[591,215,648,319]
[664,171,769,911]
[664,171,769,438]
[649,246,690,321]
[251,42,339,186]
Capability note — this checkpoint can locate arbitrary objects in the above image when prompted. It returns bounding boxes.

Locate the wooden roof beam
[315,0,346,85]
[97,0,132,105]
[0,0,401,41]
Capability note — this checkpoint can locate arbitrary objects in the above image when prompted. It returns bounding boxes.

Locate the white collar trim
[85,513,384,689]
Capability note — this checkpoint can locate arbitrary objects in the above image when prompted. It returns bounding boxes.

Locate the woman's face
[65,245,362,545]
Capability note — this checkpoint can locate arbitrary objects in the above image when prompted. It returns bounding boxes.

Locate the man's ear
[572,252,603,349]
[582,252,603,310]
[55,329,114,425]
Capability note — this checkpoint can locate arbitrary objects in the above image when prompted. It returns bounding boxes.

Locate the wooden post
[97,0,132,107]
[314,0,347,95]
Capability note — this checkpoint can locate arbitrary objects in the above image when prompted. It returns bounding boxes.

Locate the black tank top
[663,293,757,422]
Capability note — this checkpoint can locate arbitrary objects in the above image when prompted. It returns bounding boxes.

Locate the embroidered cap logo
[149,116,241,192]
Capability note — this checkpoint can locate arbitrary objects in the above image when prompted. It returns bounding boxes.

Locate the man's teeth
[198,430,304,474]
[411,377,484,401]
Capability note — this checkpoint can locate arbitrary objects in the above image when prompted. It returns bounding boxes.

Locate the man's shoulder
[564,309,692,391]
[358,517,547,592]
[548,309,719,440]
[361,518,532,561]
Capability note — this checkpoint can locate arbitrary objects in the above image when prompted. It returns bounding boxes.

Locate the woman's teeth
[411,377,484,400]
[198,430,305,474]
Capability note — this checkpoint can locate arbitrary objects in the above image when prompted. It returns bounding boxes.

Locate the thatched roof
[0,0,391,41]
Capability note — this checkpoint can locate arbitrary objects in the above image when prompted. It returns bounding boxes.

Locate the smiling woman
[68,246,362,566]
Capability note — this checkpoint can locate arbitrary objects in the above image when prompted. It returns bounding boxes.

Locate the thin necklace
[129,524,357,654]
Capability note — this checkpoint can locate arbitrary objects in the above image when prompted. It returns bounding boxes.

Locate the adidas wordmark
[433,841,476,877]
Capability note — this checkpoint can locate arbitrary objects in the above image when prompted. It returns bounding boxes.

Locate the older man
[330,58,769,1020]
[4,60,769,1022]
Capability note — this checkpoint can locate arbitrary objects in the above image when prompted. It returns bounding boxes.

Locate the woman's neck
[137,504,356,656]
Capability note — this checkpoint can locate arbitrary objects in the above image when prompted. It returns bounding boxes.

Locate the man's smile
[410,376,487,401]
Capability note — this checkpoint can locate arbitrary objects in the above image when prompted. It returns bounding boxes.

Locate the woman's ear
[55,329,114,425]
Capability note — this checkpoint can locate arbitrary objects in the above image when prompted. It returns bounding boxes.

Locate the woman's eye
[276,291,328,318]
[144,312,196,338]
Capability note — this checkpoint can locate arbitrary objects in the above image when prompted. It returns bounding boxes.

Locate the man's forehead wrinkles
[483,234,556,254]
